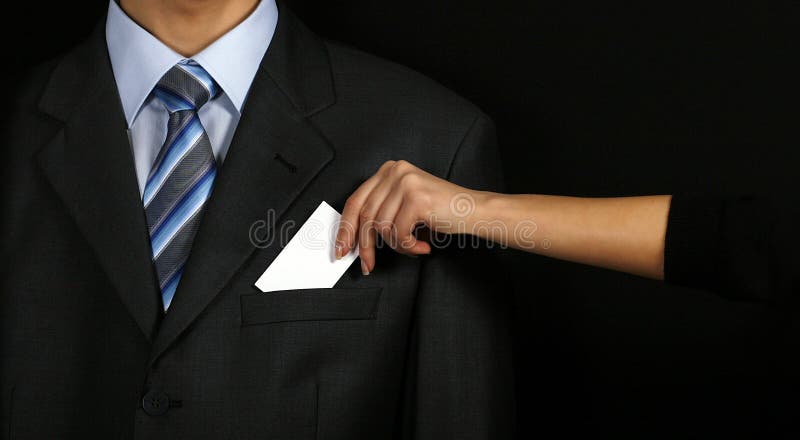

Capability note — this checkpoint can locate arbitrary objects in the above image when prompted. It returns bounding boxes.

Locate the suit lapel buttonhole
[274,153,298,173]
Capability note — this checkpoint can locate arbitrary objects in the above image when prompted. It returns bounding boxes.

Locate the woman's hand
[334,160,486,275]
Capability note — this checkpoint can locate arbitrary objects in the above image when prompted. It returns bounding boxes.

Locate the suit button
[142,390,170,416]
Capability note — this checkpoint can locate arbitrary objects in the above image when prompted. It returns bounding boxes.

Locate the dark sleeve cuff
[663,195,725,291]
[664,194,784,302]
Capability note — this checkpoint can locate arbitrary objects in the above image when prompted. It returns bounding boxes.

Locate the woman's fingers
[355,166,406,271]
[335,161,394,258]
[336,159,453,272]
[358,208,377,275]
[394,200,431,255]
[374,184,406,251]
[337,192,371,258]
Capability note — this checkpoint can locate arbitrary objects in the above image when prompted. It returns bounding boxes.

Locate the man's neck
[119,0,260,57]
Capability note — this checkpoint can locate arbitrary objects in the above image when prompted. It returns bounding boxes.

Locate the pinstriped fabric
[145,63,219,311]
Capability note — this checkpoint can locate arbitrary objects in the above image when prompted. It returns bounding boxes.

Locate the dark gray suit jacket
[1,6,513,439]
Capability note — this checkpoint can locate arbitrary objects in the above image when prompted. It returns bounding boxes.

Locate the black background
[7,1,800,437]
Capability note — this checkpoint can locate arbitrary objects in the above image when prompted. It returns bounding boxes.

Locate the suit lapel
[35,25,162,342]
[149,7,337,363]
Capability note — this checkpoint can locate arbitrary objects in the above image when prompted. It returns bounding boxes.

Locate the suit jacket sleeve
[664,194,800,304]
[402,114,515,439]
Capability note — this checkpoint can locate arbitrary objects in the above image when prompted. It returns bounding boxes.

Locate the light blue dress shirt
[105,0,279,196]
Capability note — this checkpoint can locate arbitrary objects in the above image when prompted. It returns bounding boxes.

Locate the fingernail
[335,244,344,259]
[361,260,370,276]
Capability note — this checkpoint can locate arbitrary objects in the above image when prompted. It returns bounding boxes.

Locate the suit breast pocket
[239,287,383,326]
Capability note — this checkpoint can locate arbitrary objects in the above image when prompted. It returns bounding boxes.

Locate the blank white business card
[254,201,359,292]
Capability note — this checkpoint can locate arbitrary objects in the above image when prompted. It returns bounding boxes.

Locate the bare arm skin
[477,193,671,279]
[335,160,671,280]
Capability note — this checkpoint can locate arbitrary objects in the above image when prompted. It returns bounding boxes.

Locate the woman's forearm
[335,160,673,279]
[471,193,672,280]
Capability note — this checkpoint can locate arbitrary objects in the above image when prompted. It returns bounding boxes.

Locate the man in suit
[1,0,512,438]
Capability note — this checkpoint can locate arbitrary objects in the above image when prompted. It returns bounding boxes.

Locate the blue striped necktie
[144,62,220,311]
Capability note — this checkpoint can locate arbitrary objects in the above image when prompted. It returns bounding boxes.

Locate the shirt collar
[105,0,278,127]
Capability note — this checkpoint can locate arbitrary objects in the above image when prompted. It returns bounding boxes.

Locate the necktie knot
[154,62,220,113]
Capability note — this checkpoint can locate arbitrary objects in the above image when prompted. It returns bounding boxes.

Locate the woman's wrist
[465,190,509,243]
